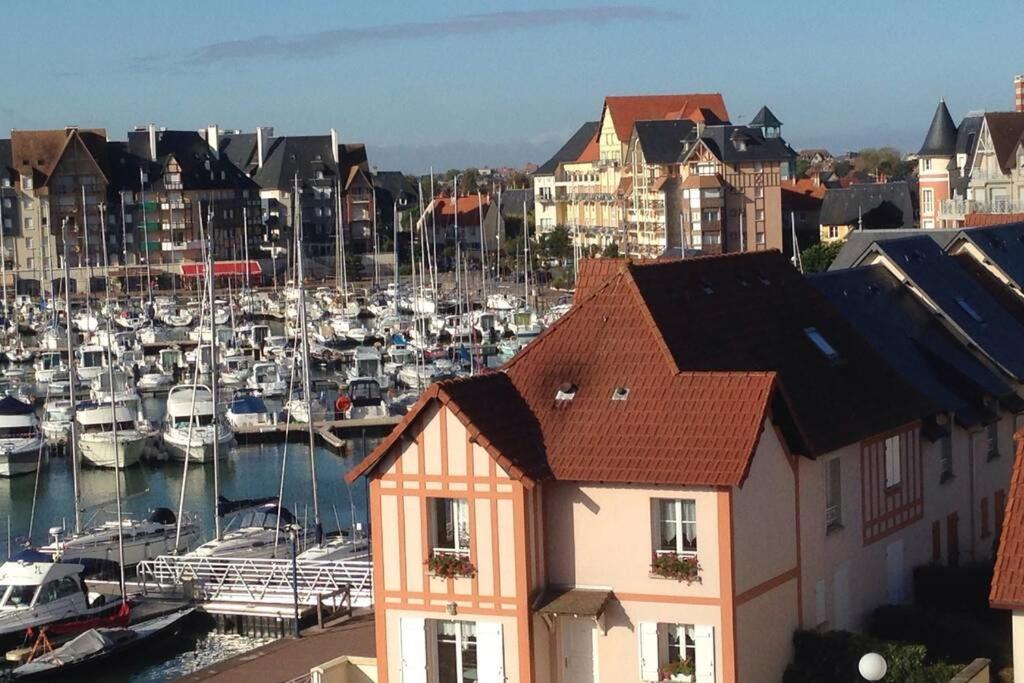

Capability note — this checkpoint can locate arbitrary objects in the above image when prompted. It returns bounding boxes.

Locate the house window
[755,209,765,222]
[754,186,764,199]
[697,164,716,176]
[24,217,33,231]
[987,421,1000,459]
[701,210,719,222]
[20,176,32,191]
[1,198,9,209]
[827,226,839,239]
[24,237,32,249]
[667,624,697,674]
[639,622,714,682]
[753,161,764,172]
[804,327,839,360]
[923,158,932,171]
[25,257,33,269]
[654,499,697,555]
[430,498,470,555]
[826,457,842,530]
[884,436,902,488]
[939,435,953,481]
[922,188,934,214]
[755,231,766,246]
[434,620,477,682]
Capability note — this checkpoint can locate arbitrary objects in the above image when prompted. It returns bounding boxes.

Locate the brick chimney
[1016,75,1024,113]
[256,126,272,170]
[206,124,220,158]
[147,123,157,162]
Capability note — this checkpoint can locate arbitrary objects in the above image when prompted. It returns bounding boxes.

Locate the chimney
[330,127,339,164]
[147,123,157,162]
[206,124,220,158]
[1016,75,1024,113]
[256,126,270,169]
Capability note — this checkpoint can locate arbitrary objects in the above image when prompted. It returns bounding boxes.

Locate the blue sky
[3,1,1023,173]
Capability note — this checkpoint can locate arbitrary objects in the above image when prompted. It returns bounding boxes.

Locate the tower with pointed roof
[750,105,782,138]
[917,100,958,229]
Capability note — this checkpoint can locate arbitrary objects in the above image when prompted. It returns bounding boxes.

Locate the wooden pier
[232,415,401,451]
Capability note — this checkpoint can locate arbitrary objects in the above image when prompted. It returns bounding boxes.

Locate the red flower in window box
[426,552,476,579]
[651,553,702,583]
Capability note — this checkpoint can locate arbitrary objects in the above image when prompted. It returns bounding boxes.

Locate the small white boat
[162,384,233,462]
[76,345,109,382]
[41,399,74,445]
[247,361,287,397]
[220,353,251,386]
[342,379,389,420]
[346,346,390,389]
[33,351,68,385]
[0,396,43,477]
[76,402,145,469]
[0,550,123,651]
[225,391,274,432]
[284,390,327,424]
[89,370,139,406]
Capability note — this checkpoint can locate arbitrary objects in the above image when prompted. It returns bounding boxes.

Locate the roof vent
[698,278,714,294]
[611,386,630,402]
[555,383,578,402]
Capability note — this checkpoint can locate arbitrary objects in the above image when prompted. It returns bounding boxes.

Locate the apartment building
[533,95,795,258]
[222,127,375,263]
[533,122,597,234]
[0,140,20,293]
[347,250,980,683]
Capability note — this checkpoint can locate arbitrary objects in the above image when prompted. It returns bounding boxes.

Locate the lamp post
[858,652,887,681]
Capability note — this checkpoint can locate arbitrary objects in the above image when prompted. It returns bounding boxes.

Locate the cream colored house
[348,251,993,682]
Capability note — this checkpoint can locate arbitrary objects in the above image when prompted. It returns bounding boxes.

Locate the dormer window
[804,327,839,360]
[20,176,32,191]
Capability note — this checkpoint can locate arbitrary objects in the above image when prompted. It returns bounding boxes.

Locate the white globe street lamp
[858,652,887,681]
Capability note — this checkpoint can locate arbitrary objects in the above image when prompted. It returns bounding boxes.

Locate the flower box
[650,552,701,583]
[426,552,476,579]
[661,658,695,681]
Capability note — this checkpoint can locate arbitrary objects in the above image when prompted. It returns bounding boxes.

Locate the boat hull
[163,431,234,463]
[0,443,42,476]
[78,435,145,469]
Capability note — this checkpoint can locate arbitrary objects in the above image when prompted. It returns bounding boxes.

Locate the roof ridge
[622,264,681,374]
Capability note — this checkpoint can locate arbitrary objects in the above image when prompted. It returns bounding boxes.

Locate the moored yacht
[76,401,145,469]
[162,384,233,462]
[0,395,43,476]
[41,399,74,445]
[225,390,274,432]
[76,345,108,382]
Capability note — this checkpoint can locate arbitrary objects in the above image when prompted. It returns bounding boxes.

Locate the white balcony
[940,198,1024,219]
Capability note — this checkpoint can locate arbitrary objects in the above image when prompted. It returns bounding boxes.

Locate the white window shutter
[400,617,427,683]
[694,625,715,683]
[476,621,506,683]
[638,622,660,682]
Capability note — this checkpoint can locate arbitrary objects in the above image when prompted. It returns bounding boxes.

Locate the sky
[3,0,1024,173]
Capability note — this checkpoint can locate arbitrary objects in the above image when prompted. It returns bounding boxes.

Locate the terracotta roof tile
[991,432,1024,609]
[964,213,1024,228]
[604,94,729,143]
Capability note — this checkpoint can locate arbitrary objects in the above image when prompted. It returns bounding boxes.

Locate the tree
[854,147,915,179]
[541,226,572,262]
[795,158,812,178]
[601,243,620,258]
[800,240,845,273]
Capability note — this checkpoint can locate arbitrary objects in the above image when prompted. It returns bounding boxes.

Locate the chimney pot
[206,124,220,159]
[147,123,157,162]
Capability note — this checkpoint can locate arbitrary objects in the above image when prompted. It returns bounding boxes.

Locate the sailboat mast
[202,206,223,540]
[61,217,82,535]
[0,190,7,316]
[294,176,322,546]
[139,169,153,313]
[523,199,530,308]
[478,192,486,312]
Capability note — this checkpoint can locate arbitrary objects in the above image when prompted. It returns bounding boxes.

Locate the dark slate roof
[919,101,958,156]
[983,113,1024,172]
[253,135,339,190]
[0,139,13,185]
[828,228,958,271]
[684,125,796,164]
[954,223,1024,289]
[499,188,533,218]
[104,141,147,191]
[126,129,257,191]
[957,115,984,157]
[373,171,417,207]
[535,121,599,175]
[625,251,935,457]
[634,119,695,165]
[220,133,258,174]
[812,265,1017,428]
[867,235,1024,380]
[750,105,782,128]
[819,182,915,230]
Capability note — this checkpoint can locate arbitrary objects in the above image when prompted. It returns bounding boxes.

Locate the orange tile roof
[10,128,108,184]
[604,94,729,142]
[576,130,600,163]
[991,432,1024,609]
[964,213,1024,228]
[782,178,827,200]
[574,258,630,301]
[431,194,490,227]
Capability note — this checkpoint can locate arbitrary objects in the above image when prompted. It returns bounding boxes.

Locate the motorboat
[12,607,195,679]
[220,352,251,386]
[161,384,233,462]
[0,550,124,652]
[187,500,301,560]
[89,369,139,406]
[75,345,109,382]
[33,351,68,385]
[248,361,288,397]
[284,389,327,424]
[346,345,390,389]
[76,402,145,469]
[225,391,275,432]
[136,362,174,392]
[39,508,200,571]
[0,396,43,477]
[340,379,389,420]
[41,399,74,445]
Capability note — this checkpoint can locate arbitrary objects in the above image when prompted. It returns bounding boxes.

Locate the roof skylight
[954,296,984,323]
[804,327,839,360]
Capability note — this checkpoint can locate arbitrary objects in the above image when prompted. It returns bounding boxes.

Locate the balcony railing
[940,198,1024,218]
[826,504,841,528]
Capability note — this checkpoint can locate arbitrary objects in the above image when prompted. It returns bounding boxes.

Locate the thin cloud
[184,6,685,65]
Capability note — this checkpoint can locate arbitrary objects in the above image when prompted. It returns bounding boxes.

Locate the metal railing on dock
[136,554,373,609]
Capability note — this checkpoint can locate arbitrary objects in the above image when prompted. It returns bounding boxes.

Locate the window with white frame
[435,620,477,682]
[754,186,764,199]
[697,163,716,176]
[826,457,842,529]
[828,226,839,239]
[430,498,470,555]
[639,622,715,682]
[20,176,32,191]
[922,188,934,214]
[755,208,765,222]
[884,435,901,488]
[654,498,697,555]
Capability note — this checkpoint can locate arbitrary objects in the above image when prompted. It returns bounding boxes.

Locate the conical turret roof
[919,100,957,157]
[750,105,782,128]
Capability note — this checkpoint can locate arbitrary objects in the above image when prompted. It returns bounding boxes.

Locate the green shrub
[913,562,993,612]
[783,630,959,683]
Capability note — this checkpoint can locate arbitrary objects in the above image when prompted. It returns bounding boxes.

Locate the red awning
[180,261,262,278]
